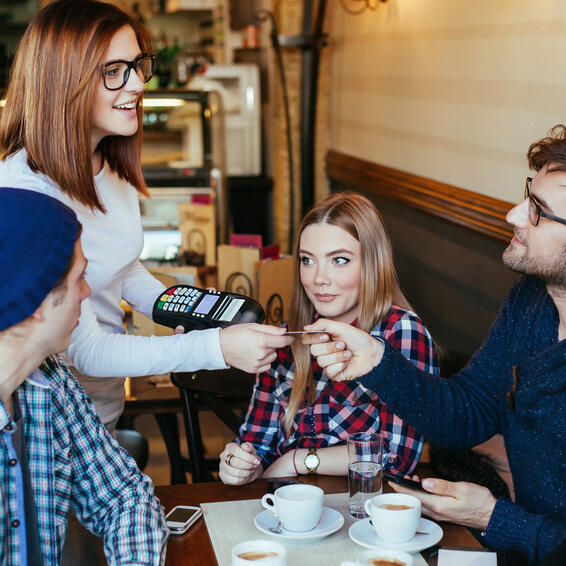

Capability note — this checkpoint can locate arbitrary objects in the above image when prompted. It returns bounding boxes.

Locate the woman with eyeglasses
[0,0,292,432]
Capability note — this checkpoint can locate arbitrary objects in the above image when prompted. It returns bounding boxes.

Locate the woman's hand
[303,319,384,381]
[219,324,294,374]
[219,442,263,486]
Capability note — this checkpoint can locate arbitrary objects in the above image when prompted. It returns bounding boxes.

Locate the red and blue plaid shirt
[237,305,438,474]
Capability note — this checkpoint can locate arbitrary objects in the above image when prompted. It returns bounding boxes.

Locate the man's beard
[503,241,566,287]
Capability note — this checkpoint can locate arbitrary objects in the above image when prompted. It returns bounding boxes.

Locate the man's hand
[390,477,497,531]
[302,319,384,381]
[219,442,263,486]
[219,324,294,374]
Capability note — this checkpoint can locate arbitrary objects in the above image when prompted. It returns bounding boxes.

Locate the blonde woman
[219,192,438,485]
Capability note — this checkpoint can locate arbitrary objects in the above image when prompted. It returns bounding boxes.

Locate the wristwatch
[303,447,320,474]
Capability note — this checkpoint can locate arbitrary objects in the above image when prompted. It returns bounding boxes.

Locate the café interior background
[3,0,566,483]
[8,0,560,230]
[5,0,563,239]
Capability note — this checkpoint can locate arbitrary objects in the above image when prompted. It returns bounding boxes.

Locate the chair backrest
[171,368,256,398]
[115,429,149,471]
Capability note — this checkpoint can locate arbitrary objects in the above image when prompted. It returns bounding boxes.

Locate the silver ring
[225,453,234,466]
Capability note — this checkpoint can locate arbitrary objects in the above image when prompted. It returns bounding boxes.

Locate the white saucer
[349,517,443,552]
[254,507,344,542]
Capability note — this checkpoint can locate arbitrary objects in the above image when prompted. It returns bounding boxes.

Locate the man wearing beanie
[0,188,168,565]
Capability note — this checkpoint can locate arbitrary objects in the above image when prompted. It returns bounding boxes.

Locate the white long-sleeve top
[0,150,227,424]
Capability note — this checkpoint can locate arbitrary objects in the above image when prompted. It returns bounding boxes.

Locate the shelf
[166,0,216,12]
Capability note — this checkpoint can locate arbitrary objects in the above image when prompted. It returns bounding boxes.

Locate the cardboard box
[217,245,260,298]
[217,245,294,325]
[150,266,202,287]
[178,202,216,266]
[257,256,294,325]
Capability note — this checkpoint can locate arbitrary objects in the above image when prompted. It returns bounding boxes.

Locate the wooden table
[155,475,482,566]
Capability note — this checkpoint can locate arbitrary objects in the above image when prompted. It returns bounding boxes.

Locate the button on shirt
[1,399,29,563]
[10,393,43,565]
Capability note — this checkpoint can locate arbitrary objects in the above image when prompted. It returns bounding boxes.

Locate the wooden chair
[171,368,256,483]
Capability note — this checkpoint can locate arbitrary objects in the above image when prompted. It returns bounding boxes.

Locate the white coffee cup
[231,540,287,566]
[364,493,421,543]
[261,484,323,532]
[340,549,414,566]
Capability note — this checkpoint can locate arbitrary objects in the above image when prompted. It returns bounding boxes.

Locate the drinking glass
[347,432,383,518]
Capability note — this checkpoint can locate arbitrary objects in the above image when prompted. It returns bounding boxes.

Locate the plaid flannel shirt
[238,306,438,473]
[0,356,168,566]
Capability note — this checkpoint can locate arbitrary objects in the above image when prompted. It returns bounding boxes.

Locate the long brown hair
[0,0,151,212]
[285,192,410,430]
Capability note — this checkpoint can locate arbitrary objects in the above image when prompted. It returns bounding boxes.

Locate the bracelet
[292,446,299,475]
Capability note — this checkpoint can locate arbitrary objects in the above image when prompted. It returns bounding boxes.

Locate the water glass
[347,432,383,518]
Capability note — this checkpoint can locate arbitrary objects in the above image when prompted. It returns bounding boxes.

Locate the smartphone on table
[165,505,203,534]
[383,472,425,492]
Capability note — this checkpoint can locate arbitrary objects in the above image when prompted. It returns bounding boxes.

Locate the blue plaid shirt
[0,356,168,565]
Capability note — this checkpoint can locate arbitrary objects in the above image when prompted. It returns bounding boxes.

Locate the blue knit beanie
[0,188,79,332]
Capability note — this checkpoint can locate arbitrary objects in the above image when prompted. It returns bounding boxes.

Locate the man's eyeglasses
[101,53,155,91]
[524,177,566,227]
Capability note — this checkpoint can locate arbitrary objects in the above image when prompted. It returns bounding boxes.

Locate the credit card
[285,330,325,335]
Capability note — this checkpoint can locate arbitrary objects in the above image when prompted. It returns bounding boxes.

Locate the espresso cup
[231,540,287,566]
[340,549,414,566]
[261,484,324,532]
[364,493,421,543]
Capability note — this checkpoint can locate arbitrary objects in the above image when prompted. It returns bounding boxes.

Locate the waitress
[0,0,293,430]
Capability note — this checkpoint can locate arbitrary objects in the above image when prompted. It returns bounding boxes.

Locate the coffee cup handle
[364,499,373,517]
[261,494,277,514]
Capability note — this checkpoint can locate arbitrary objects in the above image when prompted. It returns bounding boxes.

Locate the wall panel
[329,1,566,203]
[327,152,519,359]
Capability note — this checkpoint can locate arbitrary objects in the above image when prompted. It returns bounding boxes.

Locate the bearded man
[304,126,566,565]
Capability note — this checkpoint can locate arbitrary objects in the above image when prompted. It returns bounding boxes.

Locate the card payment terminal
[152,285,265,331]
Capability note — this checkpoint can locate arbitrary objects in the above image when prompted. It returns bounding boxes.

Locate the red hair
[0,0,152,211]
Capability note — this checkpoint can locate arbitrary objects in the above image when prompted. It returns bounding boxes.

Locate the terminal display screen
[194,294,219,315]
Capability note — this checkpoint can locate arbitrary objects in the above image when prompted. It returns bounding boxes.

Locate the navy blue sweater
[359,276,566,564]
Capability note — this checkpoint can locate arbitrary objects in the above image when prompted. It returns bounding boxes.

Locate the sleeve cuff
[183,327,229,370]
[358,338,392,390]
[484,498,539,561]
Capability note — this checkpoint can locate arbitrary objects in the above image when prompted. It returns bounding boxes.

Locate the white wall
[329,0,566,203]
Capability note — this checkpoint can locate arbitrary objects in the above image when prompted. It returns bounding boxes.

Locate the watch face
[304,453,320,470]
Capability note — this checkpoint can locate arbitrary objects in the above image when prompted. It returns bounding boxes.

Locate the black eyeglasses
[101,53,154,91]
[524,177,566,227]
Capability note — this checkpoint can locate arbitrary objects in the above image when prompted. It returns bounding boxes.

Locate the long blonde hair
[0,0,151,212]
[285,192,410,431]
